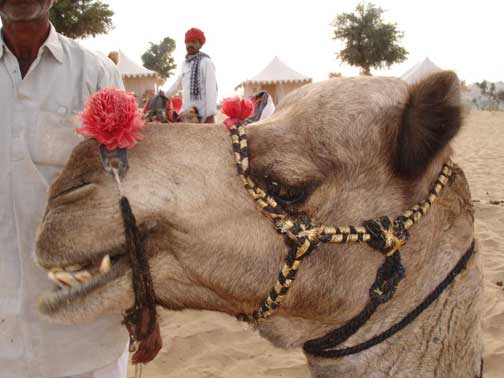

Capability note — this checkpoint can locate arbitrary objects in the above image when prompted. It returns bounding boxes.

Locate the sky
[78,0,503,99]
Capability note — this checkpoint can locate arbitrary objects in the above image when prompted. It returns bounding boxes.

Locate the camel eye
[265,177,306,206]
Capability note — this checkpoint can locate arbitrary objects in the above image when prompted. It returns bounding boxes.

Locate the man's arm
[204,59,217,123]
[97,56,125,90]
[164,73,182,98]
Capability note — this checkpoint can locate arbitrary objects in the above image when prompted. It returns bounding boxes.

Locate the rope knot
[364,216,409,256]
[297,226,325,242]
[369,252,405,304]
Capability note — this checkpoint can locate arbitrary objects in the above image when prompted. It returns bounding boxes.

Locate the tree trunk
[359,67,372,76]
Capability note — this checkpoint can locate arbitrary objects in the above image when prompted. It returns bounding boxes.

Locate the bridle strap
[229,122,453,321]
[100,150,161,363]
[119,195,158,341]
[303,240,476,357]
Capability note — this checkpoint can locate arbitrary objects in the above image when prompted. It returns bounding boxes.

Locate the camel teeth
[53,272,79,287]
[74,270,93,282]
[99,255,111,274]
[64,264,83,272]
[48,271,67,288]
[48,271,57,282]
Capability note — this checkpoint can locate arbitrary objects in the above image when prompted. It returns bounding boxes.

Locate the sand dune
[454,111,504,378]
[129,111,504,378]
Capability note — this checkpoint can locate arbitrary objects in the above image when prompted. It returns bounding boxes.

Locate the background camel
[36,71,482,377]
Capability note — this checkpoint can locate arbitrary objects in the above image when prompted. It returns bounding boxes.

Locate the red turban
[185,28,206,45]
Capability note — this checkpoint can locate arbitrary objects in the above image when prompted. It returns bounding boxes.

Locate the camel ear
[396,71,462,178]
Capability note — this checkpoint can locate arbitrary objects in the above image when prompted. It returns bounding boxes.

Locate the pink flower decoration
[77,88,144,150]
[221,97,254,130]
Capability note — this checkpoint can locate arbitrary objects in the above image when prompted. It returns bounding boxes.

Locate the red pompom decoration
[221,97,254,130]
[77,88,144,150]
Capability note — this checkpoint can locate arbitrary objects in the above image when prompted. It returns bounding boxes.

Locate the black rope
[364,216,410,256]
[303,252,404,354]
[120,196,158,341]
[303,240,476,358]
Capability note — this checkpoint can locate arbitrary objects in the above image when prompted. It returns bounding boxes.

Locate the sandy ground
[128,111,504,378]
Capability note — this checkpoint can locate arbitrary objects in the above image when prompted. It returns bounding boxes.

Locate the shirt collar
[0,23,63,63]
[0,30,6,60]
[43,23,64,63]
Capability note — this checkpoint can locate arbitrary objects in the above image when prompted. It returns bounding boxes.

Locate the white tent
[401,58,441,84]
[115,50,160,104]
[236,56,312,105]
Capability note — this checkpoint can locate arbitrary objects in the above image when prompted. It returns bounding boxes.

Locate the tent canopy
[401,58,441,84]
[116,50,157,79]
[236,56,312,89]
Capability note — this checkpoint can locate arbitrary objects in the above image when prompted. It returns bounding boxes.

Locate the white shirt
[164,54,217,120]
[0,25,128,378]
[259,93,275,121]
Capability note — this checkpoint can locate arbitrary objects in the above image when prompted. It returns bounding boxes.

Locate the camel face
[36,72,466,334]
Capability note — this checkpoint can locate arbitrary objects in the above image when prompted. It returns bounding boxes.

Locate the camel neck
[305,246,482,377]
[1,18,50,77]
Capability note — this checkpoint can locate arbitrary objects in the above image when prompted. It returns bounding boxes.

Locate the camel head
[35,72,472,354]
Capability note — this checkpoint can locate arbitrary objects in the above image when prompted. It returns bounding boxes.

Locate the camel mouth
[38,251,130,316]
[36,221,158,317]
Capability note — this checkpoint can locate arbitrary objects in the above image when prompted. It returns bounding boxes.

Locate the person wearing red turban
[185,27,206,45]
[163,27,218,123]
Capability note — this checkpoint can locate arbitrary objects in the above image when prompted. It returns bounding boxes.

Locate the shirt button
[57,106,67,114]
[17,92,28,100]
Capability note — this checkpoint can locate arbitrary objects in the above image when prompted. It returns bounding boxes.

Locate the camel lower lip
[38,256,129,315]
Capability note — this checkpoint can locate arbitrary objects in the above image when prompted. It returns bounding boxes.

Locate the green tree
[50,0,113,39]
[476,80,488,95]
[141,37,177,84]
[489,82,496,98]
[332,2,408,75]
[497,90,504,102]
[476,81,502,110]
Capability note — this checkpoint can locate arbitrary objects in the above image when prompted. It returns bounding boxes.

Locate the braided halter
[229,122,453,321]
[228,121,477,362]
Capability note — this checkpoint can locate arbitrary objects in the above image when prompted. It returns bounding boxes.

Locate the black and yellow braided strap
[238,242,310,322]
[229,122,454,322]
[229,123,285,219]
[397,161,453,231]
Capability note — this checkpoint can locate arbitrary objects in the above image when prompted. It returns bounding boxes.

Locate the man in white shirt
[164,27,218,123]
[0,1,129,377]
[242,91,276,125]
